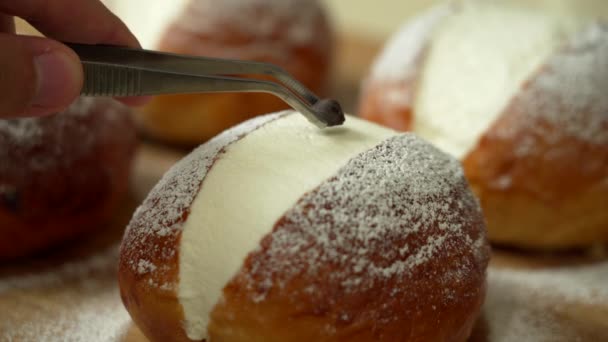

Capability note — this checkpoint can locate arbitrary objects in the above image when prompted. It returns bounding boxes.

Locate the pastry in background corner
[358,0,608,250]
[0,98,137,260]
[137,0,334,146]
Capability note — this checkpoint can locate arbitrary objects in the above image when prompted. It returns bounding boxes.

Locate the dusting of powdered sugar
[0,97,121,149]
[1,288,131,342]
[370,3,452,81]
[245,133,488,301]
[501,23,608,146]
[177,0,323,51]
[122,113,284,277]
[137,259,158,275]
[0,97,130,173]
[483,261,608,341]
[0,245,132,341]
[0,246,119,294]
[489,262,608,306]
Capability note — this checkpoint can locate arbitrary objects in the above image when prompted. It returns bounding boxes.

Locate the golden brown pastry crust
[119,123,489,341]
[0,98,136,260]
[118,213,188,341]
[464,113,608,249]
[210,193,487,341]
[464,24,608,249]
[137,0,333,146]
[208,137,488,342]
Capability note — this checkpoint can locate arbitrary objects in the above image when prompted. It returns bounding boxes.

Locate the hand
[0,0,142,118]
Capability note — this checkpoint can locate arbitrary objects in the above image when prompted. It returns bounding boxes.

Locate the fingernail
[31,51,81,108]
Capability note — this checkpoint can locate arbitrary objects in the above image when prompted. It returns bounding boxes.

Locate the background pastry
[359,0,608,250]
[0,98,137,260]
[136,0,334,146]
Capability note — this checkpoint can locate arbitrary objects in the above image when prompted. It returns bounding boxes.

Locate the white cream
[105,0,188,48]
[413,1,583,158]
[178,114,396,340]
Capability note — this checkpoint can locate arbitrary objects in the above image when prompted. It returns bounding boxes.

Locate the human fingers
[0,0,139,47]
[0,34,82,118]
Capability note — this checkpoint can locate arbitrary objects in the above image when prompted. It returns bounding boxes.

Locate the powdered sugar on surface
[483,261,608,341]
[4,246,606,341]
[370,4,451,81]
[0,245,132,342]
[489,261,608,306]
[245,133,488,302]
[122,113,283,277]
[498,23,608,146]
[0,247,119,294]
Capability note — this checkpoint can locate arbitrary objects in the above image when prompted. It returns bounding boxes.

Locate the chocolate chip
[1,186,20,213]
[313,98,345,126]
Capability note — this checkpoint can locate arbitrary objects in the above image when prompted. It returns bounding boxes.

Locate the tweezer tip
[312,98,345,127]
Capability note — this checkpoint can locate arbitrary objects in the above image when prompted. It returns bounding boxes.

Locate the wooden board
[1,33,608,341]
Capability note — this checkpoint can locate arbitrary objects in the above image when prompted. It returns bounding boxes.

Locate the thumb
[0,34,83,118]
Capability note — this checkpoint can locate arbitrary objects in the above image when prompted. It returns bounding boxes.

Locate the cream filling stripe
[413,1,583,159]
[178,113,396,340]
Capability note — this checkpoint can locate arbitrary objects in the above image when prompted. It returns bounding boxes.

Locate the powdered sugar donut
[0,98,137,260]
[359,0,608,249]
[119,113,489,341]
[137,0,334,146]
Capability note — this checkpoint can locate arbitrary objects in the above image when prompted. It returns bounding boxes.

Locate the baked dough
[119,113,489,341]
[359,1,608,249]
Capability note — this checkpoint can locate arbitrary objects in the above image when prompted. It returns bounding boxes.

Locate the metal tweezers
[66,43,345,128]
